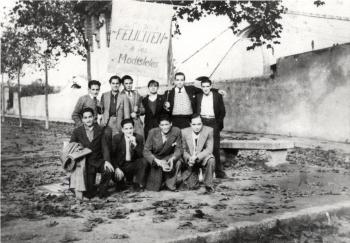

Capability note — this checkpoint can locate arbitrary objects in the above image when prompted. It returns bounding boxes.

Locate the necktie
[178,88,182,93]
[93,97,100,114]
[194,137,198,154]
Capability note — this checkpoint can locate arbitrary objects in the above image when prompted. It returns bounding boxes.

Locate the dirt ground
[1,118,350,243]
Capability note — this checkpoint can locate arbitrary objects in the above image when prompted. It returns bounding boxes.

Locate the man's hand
[115,168,124,181]
[104,161,114,173]
[164,101,170,111]
[129,135,137,146]
[166,157,174,172]
[188,155,197,167]
[218,89,227,97]
[154,158,164,167]
[130,112,137,118]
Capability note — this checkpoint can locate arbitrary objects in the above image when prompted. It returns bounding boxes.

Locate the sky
[1,0,350,86]
[0,1,87,86]
[173,0,350,81]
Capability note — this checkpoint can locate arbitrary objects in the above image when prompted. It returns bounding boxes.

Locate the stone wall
[9,88,86,123]
[215,43,350,142]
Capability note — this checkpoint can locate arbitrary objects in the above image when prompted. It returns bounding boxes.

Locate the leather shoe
[98,190,110,199]
[215,171,228,179]
[83,190,97,199]
[133,183,144,192]
[205,186,215,193]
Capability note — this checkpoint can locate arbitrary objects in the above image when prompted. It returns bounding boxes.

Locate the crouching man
[70,107,114,199]
[180,114,215,192]
[111,119,149,191]
[143,114,183,191]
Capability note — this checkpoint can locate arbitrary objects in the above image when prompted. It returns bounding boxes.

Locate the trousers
[86,163,113,197]
[146,159,182,191]
[171,115,191,129]
[180,157,215,190]
[118,158,149,187]
[201,117,224,175]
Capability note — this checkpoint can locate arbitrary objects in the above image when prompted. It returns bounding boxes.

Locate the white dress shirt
[200,92,215,117]
[192,132,200,155]
[125,135,131,161]
[161,132,167,144]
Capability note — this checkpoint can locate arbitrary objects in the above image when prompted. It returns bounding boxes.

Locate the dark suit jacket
[111,133,144,168]
[69,124,110,172]
[196,92,226,131]
[164,85,202,115]
[142,94,167,138]
[143,127,182,164]
[100,91,130,127]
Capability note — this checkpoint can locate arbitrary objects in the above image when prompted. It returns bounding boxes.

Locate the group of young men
[70,72,226,199]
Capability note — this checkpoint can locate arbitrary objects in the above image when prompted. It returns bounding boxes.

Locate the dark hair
[148,80,159,87]
[190,113,202,122]
[88,80,101,89]
[174,72,185,80]
[196,76,212,85]
[109,75,121,84]
[201,79,212,85]
[158,114,172,124]
[80,107,94,117]
[121,75,133,84]
[121,118,134,128]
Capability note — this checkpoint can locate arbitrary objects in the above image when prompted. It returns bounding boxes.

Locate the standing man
[100,75,130,135]
[142,80,167,140]
[111,119,149,191]
[180,114,215,192]
[143,114,183,191]
[163,72,200,129]
[121,75,145,137]
[71,80,101,126]
[196,76,226,179]
[70,107,114,198]
[164,72,222,129]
